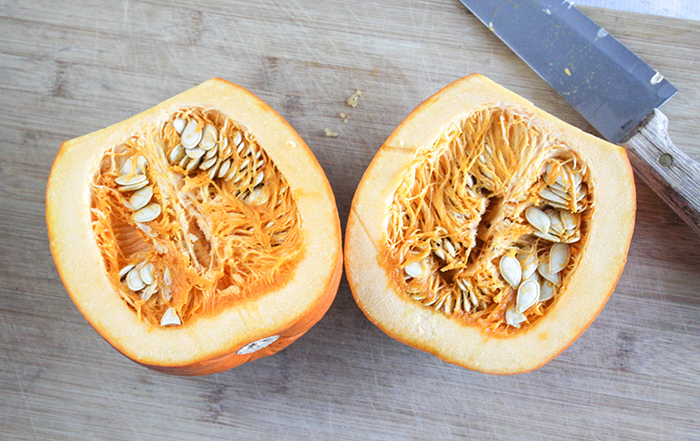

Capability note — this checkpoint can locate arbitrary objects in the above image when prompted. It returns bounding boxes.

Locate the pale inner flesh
[385,106,593,333]
[90,108,303,326]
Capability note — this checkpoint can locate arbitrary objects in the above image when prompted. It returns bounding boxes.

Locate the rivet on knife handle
[623,110,700,235]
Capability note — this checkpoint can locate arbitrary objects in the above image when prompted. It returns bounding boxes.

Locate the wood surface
[1,1,699,439]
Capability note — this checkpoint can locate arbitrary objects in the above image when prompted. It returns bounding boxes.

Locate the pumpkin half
[345,74,635,374]
[47,78,342,375]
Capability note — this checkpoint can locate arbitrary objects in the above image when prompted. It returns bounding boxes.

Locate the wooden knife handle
[622,109,700,235]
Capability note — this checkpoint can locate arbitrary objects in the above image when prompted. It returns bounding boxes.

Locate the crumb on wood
[371,68,379,76]
[346,90,362,108]
[324,128,338,138]
[339,112,348,123]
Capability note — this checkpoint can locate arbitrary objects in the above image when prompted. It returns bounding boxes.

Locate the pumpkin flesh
[345,74,635,374]
[47,79,343,375]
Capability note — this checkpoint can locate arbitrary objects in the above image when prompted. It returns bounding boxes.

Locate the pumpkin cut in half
[345,74,635,374]
[47,79,342,375]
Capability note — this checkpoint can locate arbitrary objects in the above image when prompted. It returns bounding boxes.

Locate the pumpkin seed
[506,307,526,328]
[120,155,148,176]
[405,261,425,279]
[139,262,155,285]
[185,156,202,172]
[516,279,539,313]
[199,124,218,150]
[204,146,218,160]
[519,253,538,279]
[119,264,135,279]
[185,146,206,160]
[169,144,185,163]
[163,268,172,286]
[549,243,570,274]
[126,266,146,291]
[217,159,231,178]
[208,162,220,180]
[118,180,149,192]
[541,188,568,205]
[181,119,202,148]
[526,206,550,233]
[160,307,181,326]
[173,118,186,134]
[133,203,161,223]
[537,262,561,286]
[199,157,217,170]
[129,186,153,211]
[539,280,555,302]
[141,282,158,302]
[115,173,147,187]
[499,255,522,289]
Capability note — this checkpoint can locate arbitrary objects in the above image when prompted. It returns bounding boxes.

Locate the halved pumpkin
[345,74,635,374]
[47,78,342,375]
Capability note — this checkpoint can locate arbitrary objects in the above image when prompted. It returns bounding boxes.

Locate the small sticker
[237,335,280,355]
[651,72,664,85]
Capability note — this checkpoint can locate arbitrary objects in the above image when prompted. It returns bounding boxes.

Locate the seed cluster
[386,106,592,331]
[90,108,302,327]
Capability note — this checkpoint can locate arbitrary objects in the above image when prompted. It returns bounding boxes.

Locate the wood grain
[1,1,699,440]
[624,110,700,235]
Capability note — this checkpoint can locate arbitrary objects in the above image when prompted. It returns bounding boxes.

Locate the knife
[460,0,700,235]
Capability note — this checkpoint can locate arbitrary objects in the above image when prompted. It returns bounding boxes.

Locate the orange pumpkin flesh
[345,74,635,374]
[47,78,342,375]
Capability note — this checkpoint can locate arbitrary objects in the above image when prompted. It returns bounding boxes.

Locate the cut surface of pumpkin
[345,74,635,374]
[47,79,342,375]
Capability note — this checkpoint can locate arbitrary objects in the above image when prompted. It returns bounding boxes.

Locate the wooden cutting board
[1,1,698,439]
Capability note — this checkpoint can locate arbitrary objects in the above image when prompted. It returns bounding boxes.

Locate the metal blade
[459,0,677,143]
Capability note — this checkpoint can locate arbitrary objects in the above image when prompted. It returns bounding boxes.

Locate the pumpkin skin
[47,78,343,375]
[345,74,635,374]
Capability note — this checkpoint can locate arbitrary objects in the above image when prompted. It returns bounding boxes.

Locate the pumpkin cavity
[384,106,594,333]
[90,108,304,326]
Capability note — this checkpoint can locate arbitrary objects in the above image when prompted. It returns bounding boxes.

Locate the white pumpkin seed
[533,230,561,242]
[178,155,190,169]
[120,155,148,176]
[173,118,186,134]
[506,306,526,328]
[118,180,149,192]
[199,157,217,170]
[139,262,155,285]
[119,264,135,279]
[185,146,206,160]
[559,210,577,231]
[129,186,153,211]
[519,253,538,279]
[526,207,550,233]
[516,279,540,313]
[541,188,568,204]
[208,162,220,180]
[141,282,158,302]
[163,268,172,286]
[204,146,218,160]
[443,239,456,257]
[185,156,201,172]
[549,243,570,274]
[217,159,231,178]
[537,262,561,286]
[499,255,522,289]
[237,140,246,154]
[254,171,264,186]
[160,307,181,326]
[133,203,161,223]
[126,266,146,291]
[199,124,218,150]
[232,131,242,147]
[239,158,251,171]
[169,144,185,163]
[434,247,446,260]
[539,280,555,302]
[115,173,147,186]
[181,119,202,148]
[405,261,425,279]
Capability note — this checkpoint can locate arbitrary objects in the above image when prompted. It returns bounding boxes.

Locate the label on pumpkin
[236,335,280,355]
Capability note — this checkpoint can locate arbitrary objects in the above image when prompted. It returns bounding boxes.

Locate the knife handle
[622,109,700,235]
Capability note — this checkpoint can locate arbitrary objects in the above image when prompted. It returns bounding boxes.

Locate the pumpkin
[345,74,635,374]
[47,78,343,375]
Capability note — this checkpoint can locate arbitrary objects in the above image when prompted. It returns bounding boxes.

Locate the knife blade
[460,0,700,234]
